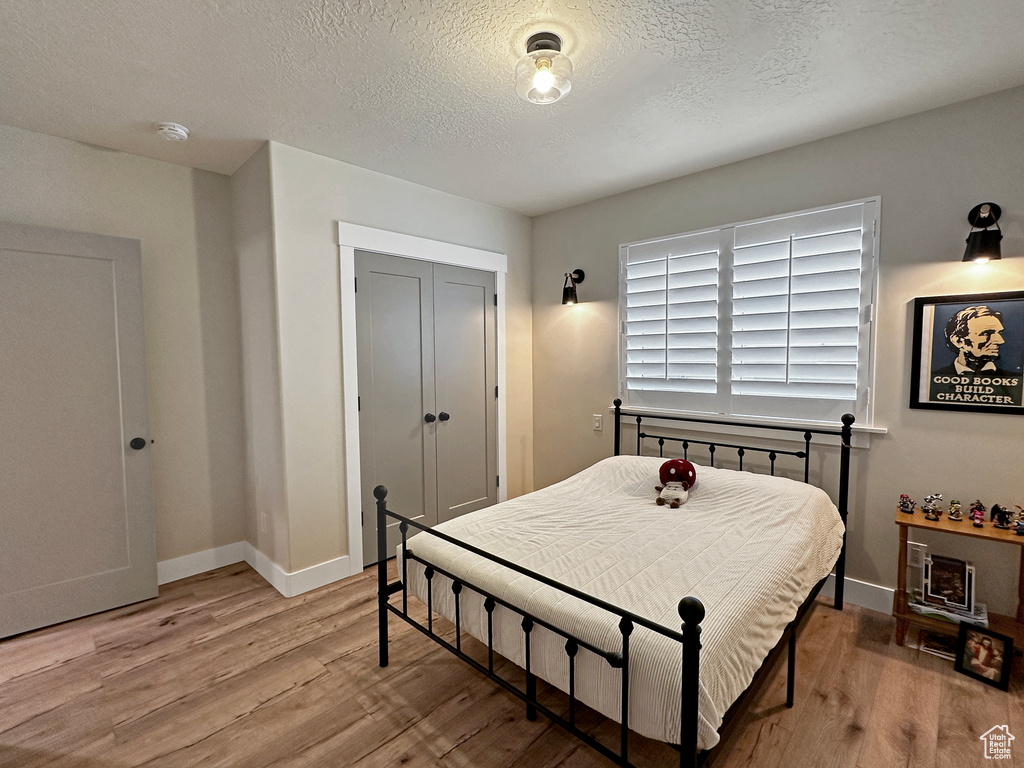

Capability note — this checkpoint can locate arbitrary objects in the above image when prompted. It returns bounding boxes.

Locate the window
[619,198,878,424]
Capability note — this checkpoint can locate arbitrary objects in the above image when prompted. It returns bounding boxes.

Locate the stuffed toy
[655,459,697,509]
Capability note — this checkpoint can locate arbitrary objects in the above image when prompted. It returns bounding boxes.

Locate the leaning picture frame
[910,291,1024,414]
[955,624,1013,691]
[923,555,973,612]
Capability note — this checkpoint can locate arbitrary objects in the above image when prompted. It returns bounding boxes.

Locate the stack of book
[909,599,989,628]
[918,631,958,660]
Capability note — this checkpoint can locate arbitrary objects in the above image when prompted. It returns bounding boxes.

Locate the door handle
[438,412,450,422]
[424,413,436,423]
[129,437,147,450]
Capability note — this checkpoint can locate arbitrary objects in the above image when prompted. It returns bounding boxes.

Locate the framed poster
[923,554,973,612]
[955,624,1013,691]
[910,290,1024,414]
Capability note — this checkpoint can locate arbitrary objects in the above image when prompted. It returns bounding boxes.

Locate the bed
[375,401,855,767]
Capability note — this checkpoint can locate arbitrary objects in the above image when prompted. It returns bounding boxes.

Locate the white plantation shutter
[624,230,720,395]
[620,199,877,423]
[732,204,866,401]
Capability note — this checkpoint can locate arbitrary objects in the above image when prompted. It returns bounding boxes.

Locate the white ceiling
[2,0,1024,216]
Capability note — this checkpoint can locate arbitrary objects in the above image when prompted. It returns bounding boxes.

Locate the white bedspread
[399,455,844,750]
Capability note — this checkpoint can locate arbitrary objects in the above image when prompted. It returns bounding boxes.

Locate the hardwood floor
[0,563,1019,767]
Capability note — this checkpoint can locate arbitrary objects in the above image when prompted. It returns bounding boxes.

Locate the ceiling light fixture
[156,122,190,142]
[515,32,572,105]
[962,202,1002,263]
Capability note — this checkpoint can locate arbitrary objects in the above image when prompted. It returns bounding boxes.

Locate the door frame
[337,222,508,575]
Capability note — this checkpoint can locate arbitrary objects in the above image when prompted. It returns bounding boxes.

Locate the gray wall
[0,123,532,582]
[0,124,247,562]
[532,86,1024,615]
[240,141,533,573]
[231,144,289,567]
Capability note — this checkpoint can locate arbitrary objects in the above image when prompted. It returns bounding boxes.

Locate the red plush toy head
[659,459,697,490]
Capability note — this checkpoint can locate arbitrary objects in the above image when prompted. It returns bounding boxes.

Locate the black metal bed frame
[376,400,855,768]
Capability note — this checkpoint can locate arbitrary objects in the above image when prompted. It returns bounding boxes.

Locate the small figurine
[898,494,916,514]
[1015,506,1024,536]
[970,499,986,528]
[947,500,963,522]
[923,493,943,521]
[991,504,1014,529]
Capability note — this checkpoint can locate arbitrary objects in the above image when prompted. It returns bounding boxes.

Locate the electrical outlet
[593,414,603,431]
[907,542,926,569]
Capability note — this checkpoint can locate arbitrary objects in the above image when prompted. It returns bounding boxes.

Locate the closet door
[356,253,498,564]
[433,264,498,523]
[356,252,438,567]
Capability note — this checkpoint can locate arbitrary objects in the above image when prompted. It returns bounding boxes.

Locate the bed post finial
[841,413,855,434]
[376,484,390,667]
[678,596,705,626]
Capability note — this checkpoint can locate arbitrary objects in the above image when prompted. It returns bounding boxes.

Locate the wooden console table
[894,508,1024,647]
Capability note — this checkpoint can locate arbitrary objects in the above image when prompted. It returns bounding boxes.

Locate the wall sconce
[515,32,572,105]
[562,269,585,305]
[963,202,1002,263]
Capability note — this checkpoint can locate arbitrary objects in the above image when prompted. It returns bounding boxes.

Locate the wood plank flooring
[0,563,1019,767]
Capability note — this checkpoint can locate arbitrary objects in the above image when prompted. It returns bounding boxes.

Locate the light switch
[593,414,603,431]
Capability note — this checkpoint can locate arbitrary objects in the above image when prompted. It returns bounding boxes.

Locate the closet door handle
[424,413,436,423]
[438,412,450,422]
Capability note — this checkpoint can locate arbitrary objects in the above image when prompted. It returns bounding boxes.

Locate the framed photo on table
[923,555,974,612]
[955,624,1013,690]
[910,291,1024,415]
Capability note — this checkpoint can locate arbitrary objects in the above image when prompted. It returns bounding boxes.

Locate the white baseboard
[281,553,352,596]
[241,542,289,595]
[157,541,247,585]
[158,541,352,598]
[821,573,894,615]
[241,543,351,598]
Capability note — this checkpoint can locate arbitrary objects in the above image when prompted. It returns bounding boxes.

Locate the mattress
[398,455,844,750]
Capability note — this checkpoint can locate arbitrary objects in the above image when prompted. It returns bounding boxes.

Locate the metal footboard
[377,488,706,767]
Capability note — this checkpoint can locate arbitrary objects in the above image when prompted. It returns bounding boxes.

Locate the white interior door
[356,253,498,564]
[356,251,438,566]
[433,264,498,522]
[0,222,157,639]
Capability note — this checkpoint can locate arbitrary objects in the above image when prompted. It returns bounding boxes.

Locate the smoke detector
[156,122,190,141]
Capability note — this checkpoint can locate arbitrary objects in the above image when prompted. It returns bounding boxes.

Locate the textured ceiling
[2,0,1024,215]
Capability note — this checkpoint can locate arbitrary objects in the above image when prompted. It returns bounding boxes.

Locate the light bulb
[515,33,573,104]
[533,59,554,93]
